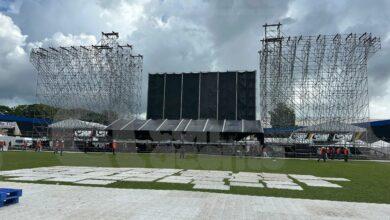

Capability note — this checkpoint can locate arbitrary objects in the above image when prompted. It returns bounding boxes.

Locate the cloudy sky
[0,0,389,119]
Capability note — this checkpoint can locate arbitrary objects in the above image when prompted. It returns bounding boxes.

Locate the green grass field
[1,151,389,204]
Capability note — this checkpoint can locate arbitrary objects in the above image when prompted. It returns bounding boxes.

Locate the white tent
[371,140,390,148]
[49,119,107,130]
[0,121,22,136]
[295,121,366,133]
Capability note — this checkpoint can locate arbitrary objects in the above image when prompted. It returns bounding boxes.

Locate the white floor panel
[0,166,349,191]
[320,177,350,182]
[76,179,116,185]
[1,182,388,219]
[6,176,51,181]
[230,182,264,188]
[289,174,320,180]
[230,177,261,183]
[265,184,303,190]
[157,176,193,184]
[44,177,88,183]
[262,180,298,186]
[193,184,230,191]
[122,177,159,182]
[298,179,342,188]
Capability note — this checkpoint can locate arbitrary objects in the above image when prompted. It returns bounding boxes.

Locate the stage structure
[147,71,256,120]
[30,32,143,142]
[260,23,381,136]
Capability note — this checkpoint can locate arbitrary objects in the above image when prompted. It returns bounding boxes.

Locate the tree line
[0,104,116,125]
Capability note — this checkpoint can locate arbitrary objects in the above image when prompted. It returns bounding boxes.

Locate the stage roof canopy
[49,119,107,130]
[295,122,366,133]
[106,118,263,133]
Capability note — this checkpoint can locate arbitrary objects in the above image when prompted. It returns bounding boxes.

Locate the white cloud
[0,13,26,60]
[0,12,100,106]
[29,32,97,48]
[370,80,390,119]
[98,0,148,39]
[0,0,390,120]
[0,12,32,104]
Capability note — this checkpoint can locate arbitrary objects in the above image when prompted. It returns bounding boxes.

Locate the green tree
[0,105,12,114]
[1,103,116,125]
[270,102,296,128]
[12,104,58,119]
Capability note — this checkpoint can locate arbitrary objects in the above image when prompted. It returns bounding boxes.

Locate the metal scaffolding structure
[30,32,143,139]
[259,23,381,134]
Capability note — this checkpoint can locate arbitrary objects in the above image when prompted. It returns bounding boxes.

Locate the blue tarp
[0,114,51,125]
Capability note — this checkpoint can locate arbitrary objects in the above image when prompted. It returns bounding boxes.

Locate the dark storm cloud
[206,0,290,45]
[6,0,103,42]
[282,0,390,98]
[0,0,389,117]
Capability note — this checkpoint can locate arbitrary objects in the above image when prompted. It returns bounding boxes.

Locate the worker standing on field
[112,140,117,155]
[22,140,27,151]
[317,147,327,162]
[54,140,59,154]
[37,140,43,152]
[336,147,341,159]
[343,147,349,162]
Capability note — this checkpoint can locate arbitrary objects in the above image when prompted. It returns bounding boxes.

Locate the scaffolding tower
[259,23,381,134]
[30,32,143,140]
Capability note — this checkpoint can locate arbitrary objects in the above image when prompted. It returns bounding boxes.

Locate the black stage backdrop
[147,74,164,119]
[199,72,218,119]
[164,74,181,119]
[147,71,256,120]
[237,72,256,120]
[218,72,236,120]
[182,73,199,119]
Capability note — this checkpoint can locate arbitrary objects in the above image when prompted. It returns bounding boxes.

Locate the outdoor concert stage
[106,70,263,151]
[106,118,264,147]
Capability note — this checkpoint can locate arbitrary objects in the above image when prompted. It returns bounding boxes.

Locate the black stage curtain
[164,74,182,119]
[237,71,256,120]
[218,72,236,120]
[182,73,199,119]
[199,72,218,119]
[147,74,165,119]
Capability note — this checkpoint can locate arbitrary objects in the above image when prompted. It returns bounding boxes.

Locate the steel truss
[30,32,143,139]
[259,23,380,134]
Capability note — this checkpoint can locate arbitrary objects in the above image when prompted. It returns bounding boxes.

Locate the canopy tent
[0,121,22,136]
[49,119,107,130]
[106,118,264,143]
[371,140,390,148]
[294,122,366,134]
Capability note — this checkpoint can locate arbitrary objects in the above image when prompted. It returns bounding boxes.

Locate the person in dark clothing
[54,140,59,154]
[336,147,341,159]
[328,147,335,160]
[179,146,185,159]
[343,147,349,162]
[317,147,327,162]
[112,140,117,155]
[60,140,64,156]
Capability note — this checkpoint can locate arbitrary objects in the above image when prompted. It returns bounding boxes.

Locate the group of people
[0,140,10,151]
[317,146,350,162]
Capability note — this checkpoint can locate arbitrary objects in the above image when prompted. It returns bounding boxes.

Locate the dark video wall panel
[164,74,182,119]
[147,74,164,119]
[237,72,256,120]
[218,72,236,120]
[199,72,218,119]
[182,73,199,119]
[147,71,256,121]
